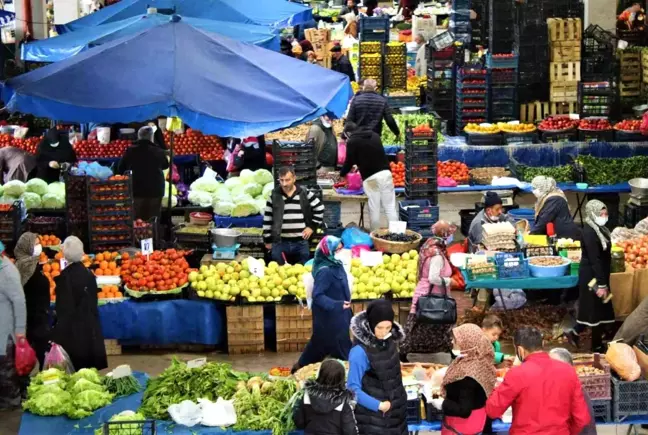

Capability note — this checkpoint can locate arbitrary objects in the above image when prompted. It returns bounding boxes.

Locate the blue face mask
[446,234,454,245]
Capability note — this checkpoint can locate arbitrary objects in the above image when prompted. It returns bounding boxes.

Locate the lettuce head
[253,169,273,186]
[243,182,263,198]
[23,390,72,416]
[47,182,66,197]
[4,180,25,197]
[20,192,42,210]
[213,200,234,216]
[231,200,259,217]
[41,193,65,209]
[240,169,255,184]
[26,178,48,196]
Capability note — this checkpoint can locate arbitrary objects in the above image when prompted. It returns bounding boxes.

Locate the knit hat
[484,192,502,208]
[366,299,394,332]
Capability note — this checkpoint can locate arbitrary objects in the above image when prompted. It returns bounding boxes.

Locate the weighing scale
[625,178,648,227]
[211,243,240,260]
[478,191,514,208]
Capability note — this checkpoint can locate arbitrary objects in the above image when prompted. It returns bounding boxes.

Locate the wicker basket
[370,229,422,254]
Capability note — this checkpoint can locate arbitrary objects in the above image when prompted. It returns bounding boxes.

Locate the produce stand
[463,273,579,290]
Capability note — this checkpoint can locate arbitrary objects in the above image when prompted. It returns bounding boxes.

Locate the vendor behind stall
[530,176,581,240]
[35,128,76,183]
[306,116,338,171]
[468,192,515,248]
[0,147,36,183]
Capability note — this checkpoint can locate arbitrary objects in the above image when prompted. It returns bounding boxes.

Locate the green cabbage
[188,191,212,207]
[69,378,105,395]
[47,182,66,197]
[213,201,234,216]
[240,169,255,184]
[162,195,178,208]
[190,177,219,193]
[20,192,42,210]
[232,193,253,204]
[22,390,72,416]
[4,180,25,197]
[231,200,259,217]
[254,169,273,186]
[262,183,274,200]
[224,177,243,190]
[70,368,102,385]
[243,182,263,198]
[41,193,65,209]
[67,389,114,419]
[255,198,267,213]
[211,188,231,204]
[26,178,48,196]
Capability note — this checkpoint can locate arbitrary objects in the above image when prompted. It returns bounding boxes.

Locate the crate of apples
[538,116,579,132]
[390,161,405,187]
[614,119,642,132]
[437,161,469,183]
[578,118,611,131]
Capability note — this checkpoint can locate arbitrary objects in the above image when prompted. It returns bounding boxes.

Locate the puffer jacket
[293,380,359,435]
[347,92,400,137]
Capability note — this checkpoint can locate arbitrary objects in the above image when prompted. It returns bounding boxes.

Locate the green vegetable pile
[139,358,249,420]
[381,114,442,145]
[575,155,648,185]
[232,377,298,435]
[23,368,114,419]
[515,164,574,183]
[104,374,141,398]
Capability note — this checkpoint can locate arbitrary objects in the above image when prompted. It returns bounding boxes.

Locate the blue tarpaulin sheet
[55,0,313,33]
[22,14,281,62]
[99,299,224,345]
[3,17,352,138]
[463,273,579,290]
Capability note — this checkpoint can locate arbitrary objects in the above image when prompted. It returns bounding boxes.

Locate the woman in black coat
[35,128,76,183]
[530,176,582,240]
[52,236,107,371]
[566,200,616,352]
[14,232,50,368]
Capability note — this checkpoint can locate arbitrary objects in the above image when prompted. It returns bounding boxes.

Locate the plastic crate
[486,53,519,69]
[503,131,538,144]
[399,200,440,226]
[491,86,516,100]
[214,214,263,228]
[26,216,65,238]
[406,398,421,424]
[387,95,417,109]
[611,376,648,422]
[575,355,611,400]
[540,130,577,143]
[495,252,529,279]
[614,130,644,142]
[577,129,614,142]
[102,420,156,435]
[323,201,342,228]
[466,258,498,281]
[466,132,503,146]
[592,399,612,423]
[404,180,438,195]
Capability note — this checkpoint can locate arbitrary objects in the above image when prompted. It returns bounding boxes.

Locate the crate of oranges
[98,285,125,304]
[40,234,61,248]
[92,251,122,277]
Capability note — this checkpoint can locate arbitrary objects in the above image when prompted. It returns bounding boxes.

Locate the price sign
[59,258,68,271]
[187,358,207,369]
[388,221,407,235]
[203,167,218,180]
[112,364,132,379]
[360,250,383,267]
[141,238,153,256]
[247,257,265,279]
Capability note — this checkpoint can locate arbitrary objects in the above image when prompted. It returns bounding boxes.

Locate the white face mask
[451,349,462,357]
[33,244,42,257]
[150,125,158,134]
[50,142,59,148]
[532,189,541,198]
[595,216,608,227]
[321,120,332,129]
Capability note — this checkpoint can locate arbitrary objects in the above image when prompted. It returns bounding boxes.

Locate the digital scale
[478,191,515,208]
[625,179,648,227]
[211,244,240,260]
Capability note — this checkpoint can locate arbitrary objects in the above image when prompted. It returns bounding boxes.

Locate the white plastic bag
[168,400,202,427]
[97,127,111,145]
[199,398,237,427]
[491,289,527,310]
[304,270,354,310]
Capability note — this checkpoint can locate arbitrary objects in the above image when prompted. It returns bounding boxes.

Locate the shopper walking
[263,167,324,265]
[35,128,77,183]
[0,241,26,410]
[565,200,616,352]
[331,45,356,83]
[117,126,169,221]
[429,324,497,435]
[400,221,456,360]
[530,176,581,240]
[340,122,397,230]
[52,237,107,371]
[348,299,407,435]
[486,327,590,435]
[347,79,400,137]
[306,116,338,171]
[14,232,50,368]
[414,34,427,77]
[294,236,353,373]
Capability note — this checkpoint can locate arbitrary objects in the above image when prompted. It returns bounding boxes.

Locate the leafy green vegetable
[232,379,298,435]
[515,164,574,183]
[32,368,66,385]
[95,411,147,435]
[69,368,103,385]
[69,378,105,395]
[381,114,442,145]
[22,390,72,416]
[26,382,66,398]
[20,192,42,210]
[104,375,141,398]
[67,390,114,419]
[26,178,48,196]
[4,180,26,197]
[575,155,648,185]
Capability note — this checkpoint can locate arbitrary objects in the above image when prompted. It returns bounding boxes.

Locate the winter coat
[530,196,582,240]
[53,262,107,371]
[117,140,169,198]
[0,147,36,183]
[486,352,590,435]
[348,311,407,435]
[614,296,648,346]
[339,129,389,181]
[293,379,359,435]
[312,264,352,338]
[332,55,356,83]
[24,264,51,366]
[0,260,26,357]
[35,132,77,183]
[347,92,400,137]
[307,120,338,168]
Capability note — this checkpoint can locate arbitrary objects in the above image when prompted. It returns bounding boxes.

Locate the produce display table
[463,273,579,290]
[98,299,224,346]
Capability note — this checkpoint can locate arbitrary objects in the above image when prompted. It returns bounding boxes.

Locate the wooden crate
[550,40,581,62]
[520,101,580,122]
[276,304,312,353]
[550,82,579,102]
[305,28,331,43]
[620,82,642,98]
[547,18,582,42]
[226,305,264,355]
[550,62,581,82]
[104,339,122,356]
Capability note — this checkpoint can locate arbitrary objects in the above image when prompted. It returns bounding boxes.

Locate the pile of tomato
[390,161,405,187]
[437,161,470,183]
[121,249,190,292]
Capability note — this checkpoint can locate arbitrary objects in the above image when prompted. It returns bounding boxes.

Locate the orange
[55,252,63,260]
[96,253,104,262]
[51,270,60,278]
[115,291,123,298]
[103,251,111,260]
[95,269,104,276]
[121,252,130,261]
[100,261,109,270]
[43,264,51,273]
[51,262,60,272]
[111,252,118,259]
[108,261,117,270]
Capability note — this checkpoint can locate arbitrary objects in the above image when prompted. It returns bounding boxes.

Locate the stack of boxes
[450,0,472,44]
[426,44,459,134]
[404,123,438,205]
[455,65,489,135]
[518,0,550,103]
[488,53,519,122]
[359,41,383,89]
[619,49,642,111]
[579,25,617,119]
[305,28,332,69]
[385,42,408,91]
[548,18,582,109]
[489,0,517,54]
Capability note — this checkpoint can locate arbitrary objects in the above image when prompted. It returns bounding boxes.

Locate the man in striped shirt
[263,167,324,265]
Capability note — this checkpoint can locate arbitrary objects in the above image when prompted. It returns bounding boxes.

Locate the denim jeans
[271,240,310,265]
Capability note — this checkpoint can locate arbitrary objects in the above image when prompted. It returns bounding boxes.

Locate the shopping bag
[346,172,363,191]
[168,400,202,427]
[199,398,237,427]
[43,343,75,374]
[14,336,37,376]
[341,227,373,249]
[337,140,347,166]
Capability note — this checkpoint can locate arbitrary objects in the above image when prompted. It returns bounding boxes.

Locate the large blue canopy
[3,16,352,138]
[23,14,281,62]
[56,0,313,33]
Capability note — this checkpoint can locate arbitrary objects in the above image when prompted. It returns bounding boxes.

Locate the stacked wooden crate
[226,305,264,355]
[104,339,122,356]
[276,304,312,353]
[641,51,648,96]
[548,18,582,104]
[619,50,641,101]
[520,101,579,123]
[305,28,332,69]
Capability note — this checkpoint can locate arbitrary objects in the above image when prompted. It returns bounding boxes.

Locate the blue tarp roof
[22,13,281,62]
[3,16,352,138]
[56,0,313,33]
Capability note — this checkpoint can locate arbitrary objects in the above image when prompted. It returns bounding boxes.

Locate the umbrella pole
[167,132,174,242]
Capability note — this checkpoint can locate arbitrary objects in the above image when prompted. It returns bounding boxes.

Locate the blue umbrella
[23,13,282,62]
[56,0,313,33]
[3,16,352,138]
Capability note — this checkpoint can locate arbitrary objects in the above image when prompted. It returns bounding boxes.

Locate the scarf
[15,232,39,286]
[532,176,568,216]
[312,236,342,278]
[418,237,446,278]
[585,200,611,250]
[442,324,497,397]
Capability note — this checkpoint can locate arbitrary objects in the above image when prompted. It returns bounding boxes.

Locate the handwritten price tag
[141,238,153,256]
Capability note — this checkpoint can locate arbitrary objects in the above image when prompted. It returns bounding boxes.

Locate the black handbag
[415,279,457,325]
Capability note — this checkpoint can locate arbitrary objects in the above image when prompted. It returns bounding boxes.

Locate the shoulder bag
[415,275,457,325]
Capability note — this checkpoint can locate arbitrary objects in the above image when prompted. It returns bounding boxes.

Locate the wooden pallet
[550,40,581,62]
[226,305,264,355]
[104,339,122,356]
[550,62,581,82]
[276,304,312,353]
[619,51,641,62]
[643,70,648,83]
[520,101,580,122]
[550,82,579,102]
[620,81,642,98]
[547,18,582,42]
[305,28,331,43]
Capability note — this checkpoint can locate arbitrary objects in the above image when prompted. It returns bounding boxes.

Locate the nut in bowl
[528,256,571,278]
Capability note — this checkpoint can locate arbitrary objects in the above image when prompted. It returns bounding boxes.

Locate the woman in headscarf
[52,237,107,371]
[0,241,26,410]
[293,236,352,373]
[34,128,77,183]
[530,176,581,240]
[14,232,50,368]
[565,200,616,352]
[400,221,456,361]
[429,324,497,435]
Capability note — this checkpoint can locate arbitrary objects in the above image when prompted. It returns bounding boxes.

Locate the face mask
[595,216,608,227]
[33,244,42,257]
[50,142,59,148]
[150,125,158,134]
[445,234,454,245]
[321,120,332,129]
[451,349,461,357]
[532,189,541,198]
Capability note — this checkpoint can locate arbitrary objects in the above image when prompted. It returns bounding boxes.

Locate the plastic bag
[337,140,347,166]
[346,172,363,191]
[341,227,373,249]
[199,398,237,427]
[168,400,202,427]
[491,289,527,310]
[43,343,75,374]
[14,336,37,376]
[606,342,642,381]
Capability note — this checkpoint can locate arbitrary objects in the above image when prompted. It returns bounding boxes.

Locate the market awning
[3,16,352,138]
[55,0,313,34]
[22,13,281,62]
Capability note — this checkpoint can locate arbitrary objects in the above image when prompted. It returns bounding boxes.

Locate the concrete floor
[1,350,645,435]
